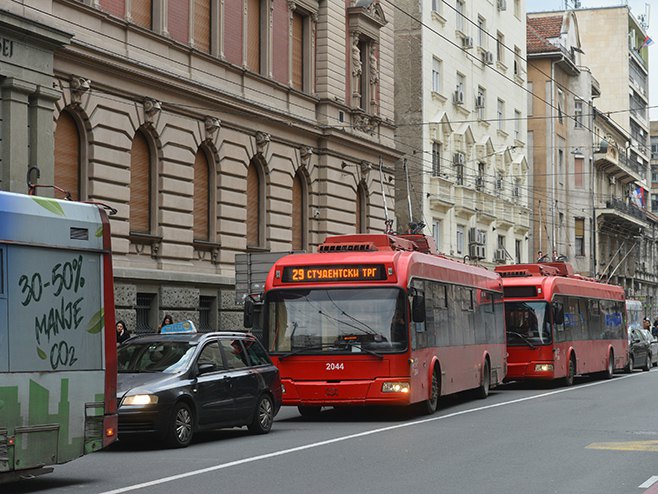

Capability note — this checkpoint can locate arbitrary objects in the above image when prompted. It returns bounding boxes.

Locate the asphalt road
[8,369,658,494]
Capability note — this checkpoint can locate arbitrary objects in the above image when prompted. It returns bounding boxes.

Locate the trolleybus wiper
[279,343,339,360]
[343,341,384,359]
[506,330,536,349]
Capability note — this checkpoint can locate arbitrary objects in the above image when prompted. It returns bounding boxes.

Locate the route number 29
[326,362,344,371]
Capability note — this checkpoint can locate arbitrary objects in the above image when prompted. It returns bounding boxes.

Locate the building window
[130,131,153,234]
[432,0,441,13]
[193,0,211,53]
[247,159,264,248]
[432,142,442,176]
[496,172,504,193]
[476,86,486,120]
[477,16,486,48]
[456,226,464,255]
[356,182,368,233]
[432,57,441,93]
[136,292,156,334]
[432,220,442,251]
[513,46,521,77]
[575,217,585,256]
[292,171,307,250]
[514,109,521,140]
[515,239,522,263]
[652,165,658,183]
[247,0,263,73]
[131,0,152,30]
[291,10,305,90]
[456,0,465,32]
[496,31,505,64]
[574,156,584,188]
[193,148,211,241]
[574,99,583,128]
[199,295,215,332]
[497,98,505,131]
[54,111,81,202]
[476,162,485,190]
[557,89,564,123]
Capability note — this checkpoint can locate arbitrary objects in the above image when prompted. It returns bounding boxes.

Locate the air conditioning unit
[475,94,485,108]
[483,51,494,65]
[497,0,507,11]
[462,36,474,49]
[453,88,465,105]
[453,152,465,165]
[469,243,483,259]
[495,248,507,262]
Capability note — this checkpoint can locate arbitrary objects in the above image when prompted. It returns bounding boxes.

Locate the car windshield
[118,341,197,373]
[265,287,408,354]
[504,301,552,346]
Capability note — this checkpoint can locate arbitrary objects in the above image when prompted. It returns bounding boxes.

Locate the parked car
[626,327,652,372]
[117,322,282,448]
[640,329,658,367]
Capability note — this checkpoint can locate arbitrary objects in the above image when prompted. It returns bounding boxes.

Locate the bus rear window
[503,286,537,298]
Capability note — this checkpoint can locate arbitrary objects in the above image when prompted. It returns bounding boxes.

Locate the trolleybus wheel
[475,359,491,399]
[602,350,614,379]
[421,368,440,415]
[298,406,322,419]
[563,356,576,387]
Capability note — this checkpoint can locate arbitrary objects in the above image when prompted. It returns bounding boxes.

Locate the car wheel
[298,406,322,419]
[475,360,491,399]
[562,356,576,386]
[625,354,634,373]
[248,394,274,434]
[164,402,194,448]
[643,353,651,372]
[420,367,440,415]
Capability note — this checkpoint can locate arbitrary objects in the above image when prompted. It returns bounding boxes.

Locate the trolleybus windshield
[266,287,408,354]
[505,301,552,346]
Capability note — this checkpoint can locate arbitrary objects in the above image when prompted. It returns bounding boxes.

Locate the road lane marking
[639,476,658,488]
[587,441,658,453]
[98,373,640,494]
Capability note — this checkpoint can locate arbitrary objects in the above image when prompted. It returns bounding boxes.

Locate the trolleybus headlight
[281,384,286,394]
[382,382,410,393]
[534,364,554,372]
[122,394,159,406]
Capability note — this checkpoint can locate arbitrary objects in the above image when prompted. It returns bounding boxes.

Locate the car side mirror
[197,362,216,375]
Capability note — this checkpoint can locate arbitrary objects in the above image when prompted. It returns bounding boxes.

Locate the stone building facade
[1,0,400,333]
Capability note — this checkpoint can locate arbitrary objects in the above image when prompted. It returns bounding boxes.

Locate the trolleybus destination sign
[281,264,387,283]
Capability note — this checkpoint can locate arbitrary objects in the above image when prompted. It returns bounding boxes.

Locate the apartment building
[0,0,400,331]
[395,0,530,266]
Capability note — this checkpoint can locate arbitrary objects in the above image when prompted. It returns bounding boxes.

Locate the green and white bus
[0,191,118,483]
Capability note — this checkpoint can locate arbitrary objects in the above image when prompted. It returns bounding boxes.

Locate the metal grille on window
[199,296,214,332]
[136,293,155,334]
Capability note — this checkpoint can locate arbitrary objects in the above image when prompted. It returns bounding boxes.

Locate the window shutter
[54,112,80,201]
[247,163,260,246]
[292,174,303,249]
[130,133,151,233]
[247,0,260,72]
[131,0,152,29]
[194,0,211,53]
[193,149,210,241]
[575,218,584,238]
[292,12,304,90]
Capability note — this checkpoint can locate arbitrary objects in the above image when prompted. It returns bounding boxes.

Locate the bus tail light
[382,382,410,393]
[534,364,554,372]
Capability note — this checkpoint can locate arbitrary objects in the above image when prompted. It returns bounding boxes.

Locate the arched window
[193,148,210,241]
[247,160,263,247]
[54,111,80,201]
[356,182,368,233]
[130,131,152,234]
[292,171,307,250]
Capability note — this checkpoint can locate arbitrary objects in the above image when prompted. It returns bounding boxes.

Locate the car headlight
[122,394,159,406]
[534,364,554,372]
[382,382,410,393]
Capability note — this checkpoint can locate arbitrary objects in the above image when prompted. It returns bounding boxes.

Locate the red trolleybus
[495,261,627,385]
[244,233,506,416]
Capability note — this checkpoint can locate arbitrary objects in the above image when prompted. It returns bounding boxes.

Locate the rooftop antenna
[378,157,394,234]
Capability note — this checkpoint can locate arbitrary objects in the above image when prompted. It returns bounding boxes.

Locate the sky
[526,0,658,121]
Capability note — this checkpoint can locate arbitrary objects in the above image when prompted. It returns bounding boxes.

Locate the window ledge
[497,129,509,138]
[193,240,221,252]
[496,61,508,72]
[431,91,448,103]
[129,232,163,245]
[431,10,447,25]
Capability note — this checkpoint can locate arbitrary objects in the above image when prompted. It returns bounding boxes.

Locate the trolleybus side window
[0,247,5,373]
[0,247,3,296]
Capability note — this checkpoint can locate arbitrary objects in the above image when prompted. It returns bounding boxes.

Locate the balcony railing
[605,197,646,221]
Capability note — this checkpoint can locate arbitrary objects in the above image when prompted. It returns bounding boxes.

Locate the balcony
[596,197,648,231]
[454,185,476,217]
[593,143,644,184]
[428,176,454,212]
[476,190,496,220]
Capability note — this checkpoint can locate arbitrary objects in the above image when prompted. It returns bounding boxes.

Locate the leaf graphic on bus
[37,347,47,360]
[87,308,105,334]
[32,197,65,216]
[95,226,104,238]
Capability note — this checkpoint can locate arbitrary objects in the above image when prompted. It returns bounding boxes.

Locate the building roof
[527,15,563,54]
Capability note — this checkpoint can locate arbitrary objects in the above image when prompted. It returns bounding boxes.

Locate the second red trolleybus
[244,233,506,416]
[495,261,627,385]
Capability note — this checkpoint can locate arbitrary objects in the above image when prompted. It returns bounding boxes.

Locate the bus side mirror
[412,295,426,323]
[244,299,254,328]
